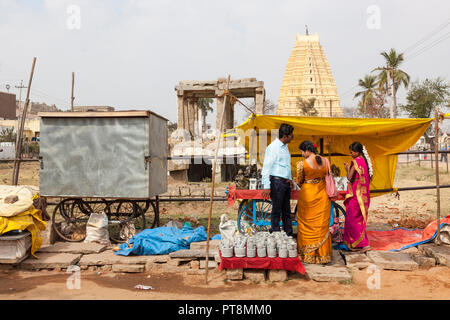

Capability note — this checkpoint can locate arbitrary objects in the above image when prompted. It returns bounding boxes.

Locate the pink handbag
[325,158,338,198]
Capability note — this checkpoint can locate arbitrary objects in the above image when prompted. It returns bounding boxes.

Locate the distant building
[277,33,344,117]
[0,91,17,119]
[73,106,115,112]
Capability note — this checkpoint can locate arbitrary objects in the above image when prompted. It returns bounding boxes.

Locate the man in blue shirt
[261,123,294,236]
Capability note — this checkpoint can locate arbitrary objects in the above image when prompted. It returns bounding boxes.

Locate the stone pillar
[224,99,234,130]
[198,104,203,136]
[193,97,199,138]
[187,98,196,139]
[255,87,265,114]
[216,91,225,130]
[176,91,184,130]
[183,98,191,139]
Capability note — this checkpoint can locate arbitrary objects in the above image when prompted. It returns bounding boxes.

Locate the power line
[403,18,450,54]
[406,31,450,61]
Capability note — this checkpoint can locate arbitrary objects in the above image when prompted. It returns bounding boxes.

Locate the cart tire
[237,199,272,234]
[136,201,157,229]
[52,199,89,242]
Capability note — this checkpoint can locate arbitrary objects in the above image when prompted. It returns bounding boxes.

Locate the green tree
[243,99,277,120]
[373,48,410,117]
[296,97,318,116]
[401,78,450,118]
[0,127,16,143]
[354,75,377,117]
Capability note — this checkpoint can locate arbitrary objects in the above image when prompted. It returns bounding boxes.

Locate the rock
[411,254,436,268]
[341,252,373,269]
[226,268,243,280]
[161,264,188,274]
[190,240,221,251]
[20,253,82,270]
[145,262,162,272]
[244,269,266,282]
[402,246,419,255]
[38,242,107,254]
[303,264,352,282]
[169,249,219,259]
[190,260,200,270]
[267,269,288,282]
[112,264,144,273]
[329,250,345,266]
[366,251,419,271]
[418,243,450,266]
[199,260,217,269]
[167,257,195,266]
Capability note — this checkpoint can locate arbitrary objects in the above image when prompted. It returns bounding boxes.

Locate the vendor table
[218,250,305,275]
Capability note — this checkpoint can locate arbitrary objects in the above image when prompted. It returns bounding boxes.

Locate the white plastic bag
[84,212,111,246]
[219,214,236,242]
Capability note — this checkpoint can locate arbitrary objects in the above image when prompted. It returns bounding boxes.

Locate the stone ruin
[170,78,265,182]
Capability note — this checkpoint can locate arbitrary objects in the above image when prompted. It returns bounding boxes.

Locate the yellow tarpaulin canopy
[235,115,433,197]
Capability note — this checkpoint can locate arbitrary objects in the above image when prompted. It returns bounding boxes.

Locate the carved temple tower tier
[277,33,344,117]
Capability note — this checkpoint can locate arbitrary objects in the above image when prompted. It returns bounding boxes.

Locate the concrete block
[244,269,266,282]
[167,257,194,266]
[190,260,200,269]
[169,249,219,259]
[303,264,352,282]
[226,268,243,280]
[366,251,419,271]
[199,260,217,269]
[161,264,189,274]
[20,253,82,270]
[145,262,163,272]
[342,252,373,269]
[190,240,221,251]
[411,254,436,268]
[112,264,145,273]
[38,242,107,254]
[267,269,288,282]
[79,250,151,266]
[418,243,450,266]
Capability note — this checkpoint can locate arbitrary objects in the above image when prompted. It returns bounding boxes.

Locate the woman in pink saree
[343,142,373,253]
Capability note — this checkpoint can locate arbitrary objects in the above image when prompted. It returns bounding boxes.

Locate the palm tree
[372,48,410,117]
[198,98,214,132]
[354,75,377,117]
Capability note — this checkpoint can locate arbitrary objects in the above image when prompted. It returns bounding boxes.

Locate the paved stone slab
[418,243,450,266]
[244,269,266,282]
[190,240,221,251]
[342,252,373,269]
[303,264,352,282]
[267,269,287,282]
[226,268,243,280]
[169,249,219,259]
[112,264,145,273]
[167,257,195,266]
[38,242,107,254]
[329,250,345,266]
[79,250,169,266]
[366,251,419,271]
[20,253,82,270]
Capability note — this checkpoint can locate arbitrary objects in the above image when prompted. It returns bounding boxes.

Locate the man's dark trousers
[269,177,293,236]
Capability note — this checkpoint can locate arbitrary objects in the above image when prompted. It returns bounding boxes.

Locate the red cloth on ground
[367,215,450,251]
[226,185,345,206]
[218,250,306,275]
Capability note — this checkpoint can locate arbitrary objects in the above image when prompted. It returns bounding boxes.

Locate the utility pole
[12,57,37,185]
[14,80,27,149]
[71,72,75,111]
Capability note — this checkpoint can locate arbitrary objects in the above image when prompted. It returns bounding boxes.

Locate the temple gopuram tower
[277,32,344,117]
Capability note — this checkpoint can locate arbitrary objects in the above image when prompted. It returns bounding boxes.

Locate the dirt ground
[0,160,449,300]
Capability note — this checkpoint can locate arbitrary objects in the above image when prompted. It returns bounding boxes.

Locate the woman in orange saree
[296,141,332,264]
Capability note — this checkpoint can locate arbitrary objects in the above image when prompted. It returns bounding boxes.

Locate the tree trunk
[392,78,398,118]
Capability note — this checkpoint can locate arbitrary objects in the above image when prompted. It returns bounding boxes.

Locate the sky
[0,0,449,126]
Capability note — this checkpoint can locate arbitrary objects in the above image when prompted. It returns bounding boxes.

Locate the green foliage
[296,97,318,116]
[198,98,214,116]
[401,77,450,118]
[0,127,16,142]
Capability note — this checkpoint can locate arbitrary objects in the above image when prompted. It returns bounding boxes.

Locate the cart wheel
[52,199,89,242]
[237,199,272,234]
[108,201,146,243]
[136,201,157,229]
[77,198,110,216]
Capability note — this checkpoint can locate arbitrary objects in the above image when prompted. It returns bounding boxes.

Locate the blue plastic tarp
[114,224,207,256]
